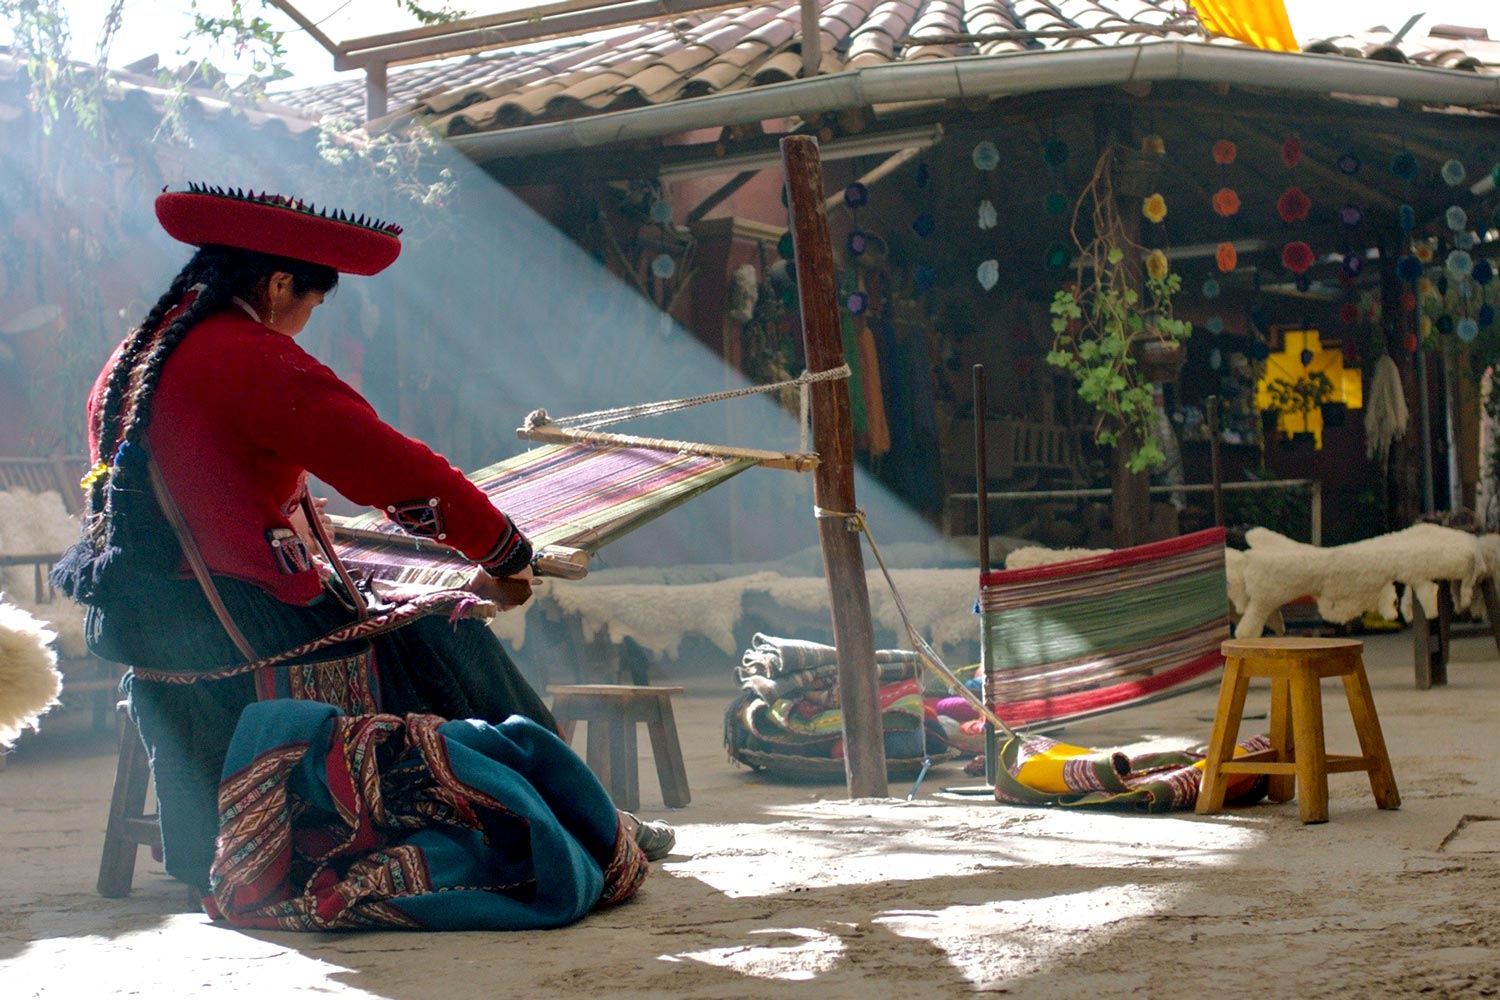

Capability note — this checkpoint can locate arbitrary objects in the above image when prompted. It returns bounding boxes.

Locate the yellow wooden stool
[1197,637,1400,824]
[548,685,690,813]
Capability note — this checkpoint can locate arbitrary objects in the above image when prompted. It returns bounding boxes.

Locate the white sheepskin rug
[493,567,986,662]
[0,488,89,659]
[1233,524,1499,639]
[0,596,63,748]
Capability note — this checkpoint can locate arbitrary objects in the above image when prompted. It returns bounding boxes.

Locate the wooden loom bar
[781,134,889,799]
[516,423,821,472]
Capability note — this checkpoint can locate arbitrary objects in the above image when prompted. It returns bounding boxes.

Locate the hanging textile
[980,529,1229,729]
[335,443,753,589]
[1188,0,1298,52]
[857,323,892,456]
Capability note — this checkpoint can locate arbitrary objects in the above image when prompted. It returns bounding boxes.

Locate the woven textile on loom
[980,528,1230,730]
[334,443,753,588]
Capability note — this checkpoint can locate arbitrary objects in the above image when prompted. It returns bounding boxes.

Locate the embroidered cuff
[478,523,533,578]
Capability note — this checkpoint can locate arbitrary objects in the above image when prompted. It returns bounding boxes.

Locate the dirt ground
[2,629,1498,999]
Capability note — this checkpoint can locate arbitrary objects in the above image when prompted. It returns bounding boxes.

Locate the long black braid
[55,245,338,605]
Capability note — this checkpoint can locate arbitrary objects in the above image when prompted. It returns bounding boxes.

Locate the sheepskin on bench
[1232,524,1500,639]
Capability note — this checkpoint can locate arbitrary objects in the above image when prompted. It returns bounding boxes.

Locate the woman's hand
[465,563,535,611]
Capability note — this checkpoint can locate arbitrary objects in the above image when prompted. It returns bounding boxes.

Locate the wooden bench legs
[549,685,690,813]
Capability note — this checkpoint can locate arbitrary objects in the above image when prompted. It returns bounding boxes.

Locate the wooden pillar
[364,63,389,121]
[780,135,888,798]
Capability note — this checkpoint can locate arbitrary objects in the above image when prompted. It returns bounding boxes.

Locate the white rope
[529,365,852,431]
[811,504,1021,743]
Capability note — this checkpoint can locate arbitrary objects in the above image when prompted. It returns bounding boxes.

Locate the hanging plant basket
[1113,148,1164,199]
[1132,336,1185,383]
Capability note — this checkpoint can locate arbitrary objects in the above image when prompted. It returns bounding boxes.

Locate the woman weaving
[53,185,672,928]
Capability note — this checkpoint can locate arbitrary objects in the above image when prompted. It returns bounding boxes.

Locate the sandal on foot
[625,812,676,861]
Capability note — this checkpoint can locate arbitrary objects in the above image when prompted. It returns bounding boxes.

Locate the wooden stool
[548,685,690,813]
[1197,638,1400,824]
[97,703,162,897]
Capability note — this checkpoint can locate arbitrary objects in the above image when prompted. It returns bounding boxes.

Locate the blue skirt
[91,574,557,892]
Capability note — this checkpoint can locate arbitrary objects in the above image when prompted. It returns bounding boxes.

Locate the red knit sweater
[86,308,531,605]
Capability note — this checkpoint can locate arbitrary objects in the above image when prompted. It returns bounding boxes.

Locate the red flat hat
[155,184,402,276]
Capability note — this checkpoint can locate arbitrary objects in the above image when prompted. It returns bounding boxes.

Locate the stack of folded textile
[724,633,959,779]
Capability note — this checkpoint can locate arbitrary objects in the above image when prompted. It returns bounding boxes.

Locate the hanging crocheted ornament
[777,231,795,258]
[1043,140,1070,167]
[1437,315,1455,335]
[1446,206,1467,231]
[1474,259,1494,285]
[1202,277,1221,299]
[1339,302,1360,325]
[1405,332,1419,353]
[1281,136,1303,168]
[843,183,869,209]
[972,141,1000,171]
[1212,188,1241,217]
[1044,242,1070,270]
[1447,250,1474,277]
[847,231,868,256]
[1441,159,1467,186]
[1206,316,1224,334]
[1458,317,1479,342]
[1400,290,1417,312]
[1342,252,1364,278]
[977,259,999,291]
[1141,134,1166,156]
[1212,140,1237,165]
[1456,231,1476,250]
[1398,204,1416,232]
[1413,243,1433,264]
[1294,274,1312,292]
[1249,340,1271,361]
[648,198,673,224]
[1336,153,1361,175]
[1145,249,1169,281]
[1480,303,1496,327]
[914,162,931,188]
[911,213,936,238]
[1339,205,1363,228]
[1395,256,1422,282]
[914,266,937,294]
[1209,348,1223,369]
[1282,241,1314,274]
[1142,194,1167,223]
[1216,242,1238,273]
[1044,192,1068,216]
[1390,151,1418,180]
[846,291,869,315]
[1277,187,1311,223]
[978,200,998,230]
[651,253,676,279]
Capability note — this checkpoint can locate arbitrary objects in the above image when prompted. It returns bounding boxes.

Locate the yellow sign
[1190,0,1299,53]
[1255,330,1362,448]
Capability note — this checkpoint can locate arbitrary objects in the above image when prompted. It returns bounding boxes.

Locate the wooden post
[1207,395,1224,527]
[781,135,888,798]
[1095,107,1152,547]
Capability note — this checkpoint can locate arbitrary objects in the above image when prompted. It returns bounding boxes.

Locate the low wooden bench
[548,685,690,813]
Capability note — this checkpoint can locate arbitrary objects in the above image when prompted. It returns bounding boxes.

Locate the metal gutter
[446,41,1500,163]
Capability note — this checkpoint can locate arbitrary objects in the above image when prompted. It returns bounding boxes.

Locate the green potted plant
[1265,371,1334,448]
[1046,150,1192,473]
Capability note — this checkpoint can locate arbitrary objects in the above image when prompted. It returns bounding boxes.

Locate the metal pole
[1416,349,1436,513]
[973,366,998,786]
[1207,395,1224,528]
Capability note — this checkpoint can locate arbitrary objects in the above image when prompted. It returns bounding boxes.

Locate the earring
[267,304,277,326]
